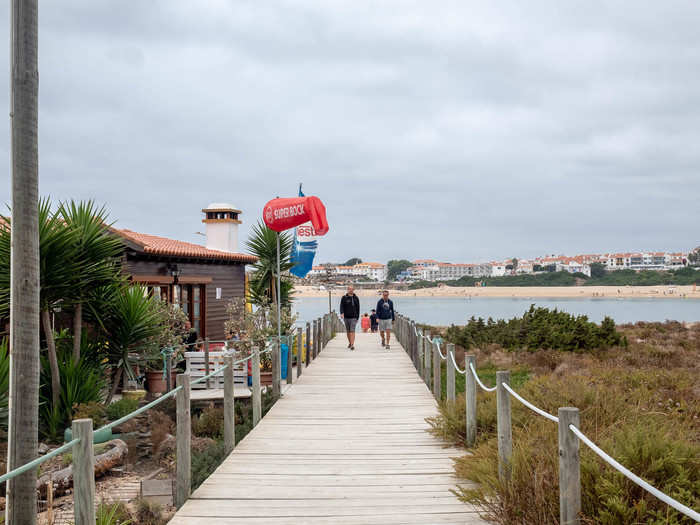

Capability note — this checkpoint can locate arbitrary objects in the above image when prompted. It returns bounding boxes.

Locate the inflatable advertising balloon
[263,196,329,236]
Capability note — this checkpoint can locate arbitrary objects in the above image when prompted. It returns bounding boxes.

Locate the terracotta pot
[146,370,178,394]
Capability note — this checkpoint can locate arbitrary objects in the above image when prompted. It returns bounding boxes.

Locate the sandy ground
[296,284,700,299]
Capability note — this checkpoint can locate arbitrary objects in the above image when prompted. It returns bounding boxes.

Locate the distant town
[305,248,699,284]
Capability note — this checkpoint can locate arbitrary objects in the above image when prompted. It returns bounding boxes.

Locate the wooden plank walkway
[170,331,485,524]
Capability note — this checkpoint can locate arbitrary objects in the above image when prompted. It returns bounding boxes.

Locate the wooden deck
[170,332,485,524]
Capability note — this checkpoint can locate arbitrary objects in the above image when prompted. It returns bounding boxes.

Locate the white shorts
[378,319,393,331]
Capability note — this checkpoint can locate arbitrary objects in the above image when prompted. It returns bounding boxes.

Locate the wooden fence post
[411,321,417,368]
[72,419,95,525]
[496,371,512,482]
[204,338,211,389]
[176,373,191,508]
[558,407,581,525]
[305,322,311,367]
[423,331,431,387]
[252,348,261,425]
[287,333,293,385]
[314,319,319,358]
[465,355,477,447]
[432,340,441,399]
[272,338,281,399]
[297,327,303,378]
[224,355,235,455]
[446,343,456,402]
[417,329,424,378]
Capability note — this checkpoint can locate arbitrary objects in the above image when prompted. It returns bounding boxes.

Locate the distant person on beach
[376,290,395,350]
[339,285,360,350]
[361,313,371,332]
[369,309,378,333]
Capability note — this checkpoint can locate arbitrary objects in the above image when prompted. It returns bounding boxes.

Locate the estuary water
[293,296,700,325]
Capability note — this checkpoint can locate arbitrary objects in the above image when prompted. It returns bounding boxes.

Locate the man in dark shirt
[375,290,395,349]
[339,285,360,350]
[369,309,379,333]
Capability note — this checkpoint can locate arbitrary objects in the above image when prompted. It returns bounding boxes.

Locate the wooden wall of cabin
[123,258,246,341]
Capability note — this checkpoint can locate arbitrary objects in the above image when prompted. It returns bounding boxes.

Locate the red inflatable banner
[263,196,329,235]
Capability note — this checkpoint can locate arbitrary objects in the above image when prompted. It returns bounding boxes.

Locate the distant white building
[354,262,388,281]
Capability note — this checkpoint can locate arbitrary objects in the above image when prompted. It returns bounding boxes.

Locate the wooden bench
[184,350,247,389]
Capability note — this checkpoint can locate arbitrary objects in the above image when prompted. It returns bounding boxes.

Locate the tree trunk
[73,302,82,361]
[8,1,40,523]
[105,366,123,405]
[41,309,61,407]
[37,439,128,499]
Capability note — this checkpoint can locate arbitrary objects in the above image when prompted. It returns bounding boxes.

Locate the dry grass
[429,322,700,524]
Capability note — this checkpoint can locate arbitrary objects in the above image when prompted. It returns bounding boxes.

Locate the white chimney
[202,203,242,253]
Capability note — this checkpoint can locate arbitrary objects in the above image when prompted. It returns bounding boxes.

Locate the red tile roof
[115,229,257,264]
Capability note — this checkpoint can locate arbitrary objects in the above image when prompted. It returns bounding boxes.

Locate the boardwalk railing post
[312,320,317,360]
[252,348,262,426]
[447,343,456,402]
[297,327,303,378]
[411,321,417,368]
[558,407,581,525]
[496,371,512,482]
[287,333,293,385]
[432,339,441,399]
[417,329,423,378]
[72,419,95,525]
[272,338,281,399]
[224,356,235,454]
[305,322,311,367]
[204,338,211,389]
[465,355,477,447]
[176,373,191,508]
[423,331,431,387]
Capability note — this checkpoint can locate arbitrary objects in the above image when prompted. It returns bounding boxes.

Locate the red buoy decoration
[263,196,329,235]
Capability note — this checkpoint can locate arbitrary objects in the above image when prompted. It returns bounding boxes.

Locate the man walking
[376,290,395,349]
[339,285,360,350]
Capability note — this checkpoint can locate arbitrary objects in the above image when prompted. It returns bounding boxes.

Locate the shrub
[96,501,132,525]
[191,439,227,491]
[192,406,224,439]
[105,397,140,421]
[40,350,107,441]
[445,305,622,352]
[433,366,699,524]
[73,401,107,427]
[134,497,167,525]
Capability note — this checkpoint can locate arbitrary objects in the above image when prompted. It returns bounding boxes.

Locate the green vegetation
[445,306,623,352]
[0,338,9,430]
[407,267,699,288]
[105,397,141,421]
[387,259,412,280]
[96,501,132,525]
[344,257,362,266]
[245,221,294,307]
[426,321,700,524]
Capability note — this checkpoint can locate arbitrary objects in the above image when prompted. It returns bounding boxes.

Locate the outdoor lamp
[169,263,181,284]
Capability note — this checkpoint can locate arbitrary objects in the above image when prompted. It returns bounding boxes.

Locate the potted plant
[143,300,189,394]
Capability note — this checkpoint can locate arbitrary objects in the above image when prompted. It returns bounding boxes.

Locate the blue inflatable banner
[290,186,319,278]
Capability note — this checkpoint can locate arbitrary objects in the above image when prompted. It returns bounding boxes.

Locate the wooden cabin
[113,203,256,341]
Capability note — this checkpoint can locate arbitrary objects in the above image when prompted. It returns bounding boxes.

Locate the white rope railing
[502,383,559,423]
[469,362,497,392]
[435,340,447,359]
[569,425,700,522]
[449,349,466,374]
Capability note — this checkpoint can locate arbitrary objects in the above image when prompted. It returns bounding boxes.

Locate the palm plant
[103,284,163,402]
[59,200,124,360]
[245,221,294,307]
[0,338,10,430]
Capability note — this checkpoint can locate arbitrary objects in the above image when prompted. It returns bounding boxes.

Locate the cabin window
[148,283,206,338]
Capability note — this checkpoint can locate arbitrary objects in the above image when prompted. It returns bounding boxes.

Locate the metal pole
[275,232,282,398]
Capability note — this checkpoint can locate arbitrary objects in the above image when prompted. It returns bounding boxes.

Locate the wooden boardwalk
[170,331,485,524]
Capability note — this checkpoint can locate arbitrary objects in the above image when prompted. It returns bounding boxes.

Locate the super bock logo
[265,207,274,223]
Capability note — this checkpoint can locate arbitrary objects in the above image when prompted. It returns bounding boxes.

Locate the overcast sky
[1,1,699,264]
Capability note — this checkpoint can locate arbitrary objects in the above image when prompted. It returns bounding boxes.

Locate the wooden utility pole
[7,1,40,523]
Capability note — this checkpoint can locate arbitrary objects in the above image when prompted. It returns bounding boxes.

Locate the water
[293,296,700,325]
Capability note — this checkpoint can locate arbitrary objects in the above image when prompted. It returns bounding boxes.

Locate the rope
[0,439,80,485]
[434,339,447,360]
[449,350,466,374]
[502,383,559,423]
[469,362,497,392]
[569,425,700,522]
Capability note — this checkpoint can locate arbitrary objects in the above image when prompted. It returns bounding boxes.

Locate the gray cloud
[1,0,698,265]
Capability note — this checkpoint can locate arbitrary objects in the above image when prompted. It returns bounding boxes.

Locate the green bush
[40,349,106,441]
[134,497,167,525]
[192,406,224,439]
[105,397,140,421]
[96,501,132,525]
[73,401,107,427]
[445,305,622,352]
[191,439,227,491]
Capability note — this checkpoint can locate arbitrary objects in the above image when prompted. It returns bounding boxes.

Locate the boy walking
[339,285,360,350]
[376,290,395,349]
